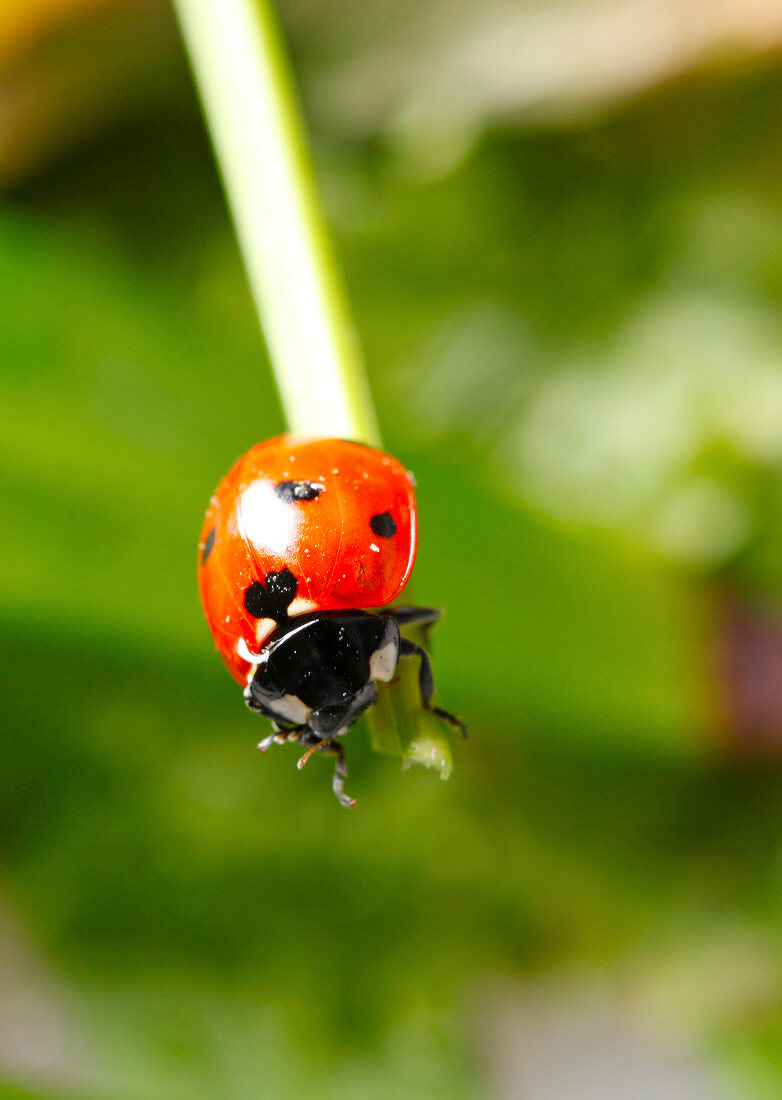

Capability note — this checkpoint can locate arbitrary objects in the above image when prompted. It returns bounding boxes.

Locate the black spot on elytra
[202,527,216,564]
[275,480,324,503]
[370,512,397,539]
[244,568,298,622]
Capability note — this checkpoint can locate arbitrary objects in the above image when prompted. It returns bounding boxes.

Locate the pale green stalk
[172,0,380,445]
[174,0,451,776]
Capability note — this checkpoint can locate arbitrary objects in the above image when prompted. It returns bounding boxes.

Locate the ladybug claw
[259,725,303,752]
[432,705,469,740]
[295,736,356,807]
[329,739,356,808]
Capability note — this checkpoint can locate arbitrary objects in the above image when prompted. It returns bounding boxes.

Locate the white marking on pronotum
[370,639,398,682]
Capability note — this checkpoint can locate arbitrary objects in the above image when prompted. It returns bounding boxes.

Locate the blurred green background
[4,1,782,1096]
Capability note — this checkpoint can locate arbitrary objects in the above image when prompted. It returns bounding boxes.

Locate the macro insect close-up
[199,435,466,805]
[5,0,782,1097]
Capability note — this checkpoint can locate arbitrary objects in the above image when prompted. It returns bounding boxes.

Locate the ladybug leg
[323,739,356,809]
[258,730,278,753]
[258,722,307,753]
[295,733,356,808]
[429,706,469,740]
[389,606,442,651]
[388,606,442,629]
[399,638,469,739]
[273,721,307,744]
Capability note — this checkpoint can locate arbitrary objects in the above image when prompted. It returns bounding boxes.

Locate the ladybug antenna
[296,743,320,769]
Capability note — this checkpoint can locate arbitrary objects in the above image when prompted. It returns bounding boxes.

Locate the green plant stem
[174,0,452,774]
[172,0,380,445]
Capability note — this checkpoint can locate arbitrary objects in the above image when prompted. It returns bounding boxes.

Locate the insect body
[199,435,466,806]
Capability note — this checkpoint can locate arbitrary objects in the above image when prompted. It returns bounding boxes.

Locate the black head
[245,612,400,736]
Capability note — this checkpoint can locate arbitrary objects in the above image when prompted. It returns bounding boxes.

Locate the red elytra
[198,435,418,685]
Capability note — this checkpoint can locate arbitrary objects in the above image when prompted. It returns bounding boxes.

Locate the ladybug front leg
[388,606,442,653]
[398,638,469,739]
[322,739,356,809]
[295,733,356,808]
[387,605,442,629]
[257,721,307,753]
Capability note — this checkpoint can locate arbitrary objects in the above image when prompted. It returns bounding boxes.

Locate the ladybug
[198,435,466,806]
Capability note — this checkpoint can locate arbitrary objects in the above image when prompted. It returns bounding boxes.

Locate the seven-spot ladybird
[198,435,466,806]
